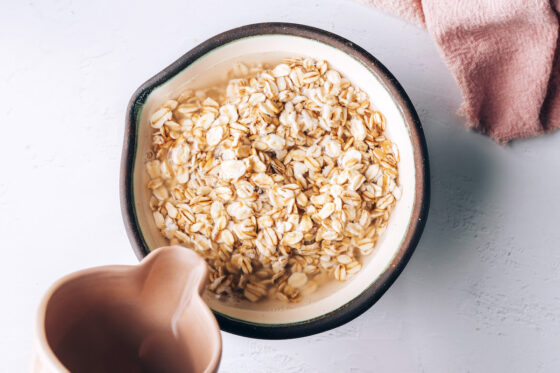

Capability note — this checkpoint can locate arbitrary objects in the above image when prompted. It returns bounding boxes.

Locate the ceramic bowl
[121,23,430,339]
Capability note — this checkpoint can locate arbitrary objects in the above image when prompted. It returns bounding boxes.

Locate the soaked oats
[145,57,401,303]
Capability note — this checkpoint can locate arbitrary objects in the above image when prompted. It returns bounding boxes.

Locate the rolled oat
[146,57,400,303]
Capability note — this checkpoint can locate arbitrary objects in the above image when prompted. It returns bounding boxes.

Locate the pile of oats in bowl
[145,57,401,303]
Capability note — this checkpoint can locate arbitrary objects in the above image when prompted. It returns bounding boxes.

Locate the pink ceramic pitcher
[32,246,221,373]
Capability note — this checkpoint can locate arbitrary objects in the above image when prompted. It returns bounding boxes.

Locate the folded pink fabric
[367,0,560,142]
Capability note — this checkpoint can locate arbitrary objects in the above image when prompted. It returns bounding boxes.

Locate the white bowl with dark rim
[121,23,430,339]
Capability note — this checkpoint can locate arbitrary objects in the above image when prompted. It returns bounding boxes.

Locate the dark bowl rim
[120,22,430,340]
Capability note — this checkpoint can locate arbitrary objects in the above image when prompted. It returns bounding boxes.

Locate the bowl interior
[131,34,417,325]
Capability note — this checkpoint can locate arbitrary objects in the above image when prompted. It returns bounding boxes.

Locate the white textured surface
[1,0,559,371]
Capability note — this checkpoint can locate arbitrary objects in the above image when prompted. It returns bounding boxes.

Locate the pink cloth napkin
[367,0,560,142]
